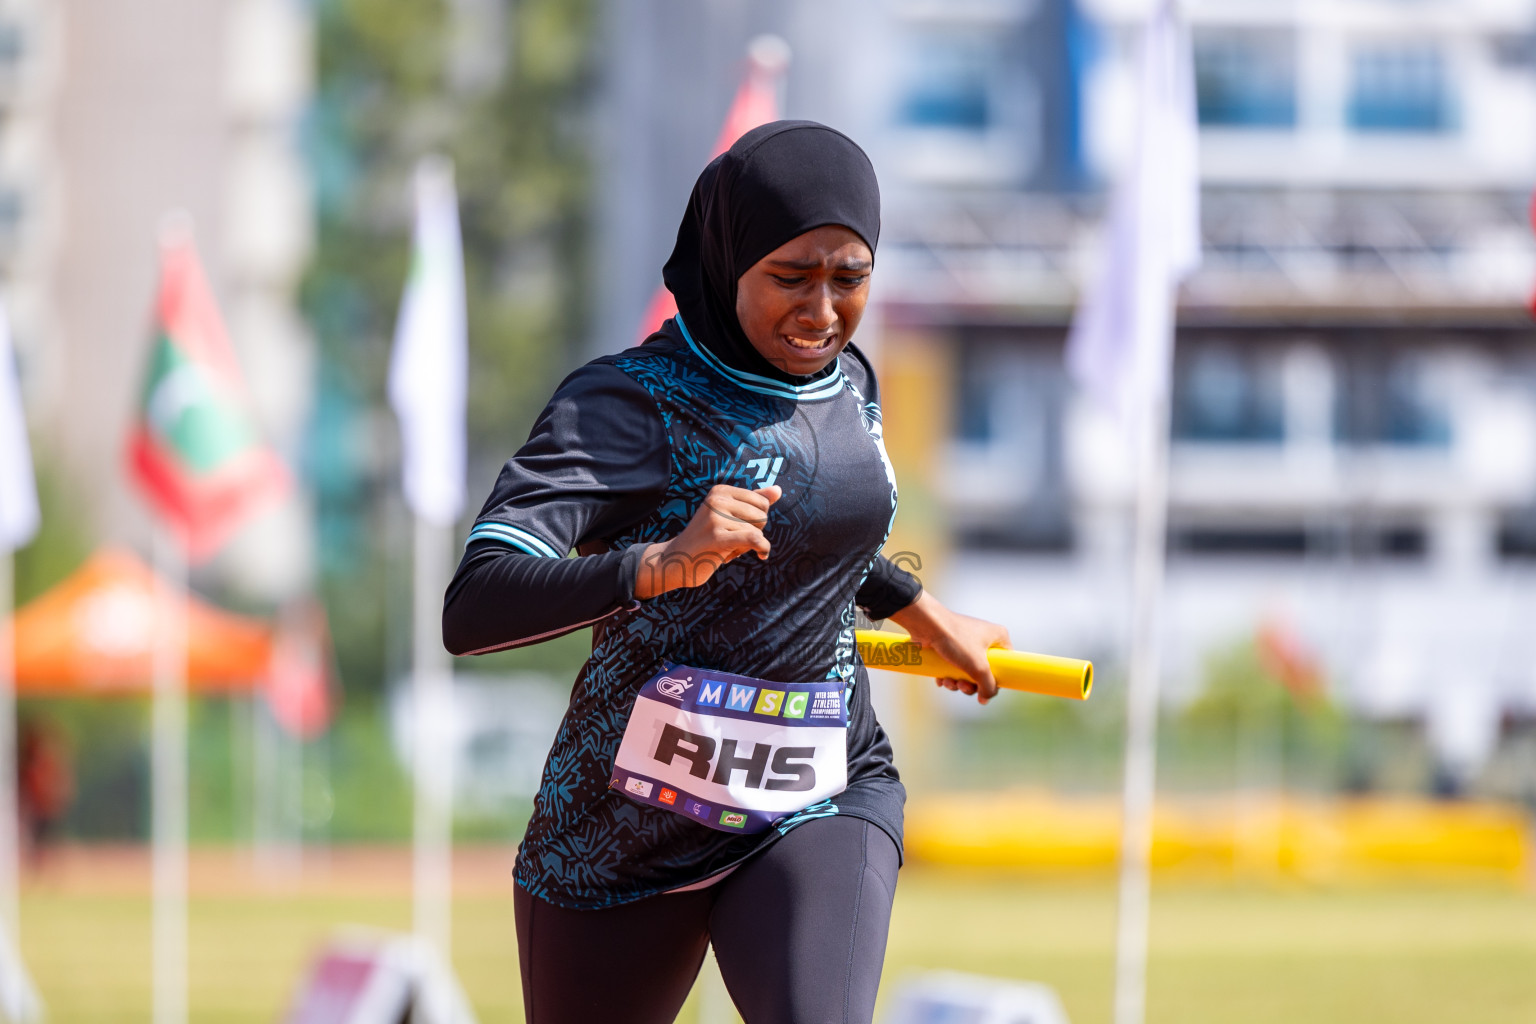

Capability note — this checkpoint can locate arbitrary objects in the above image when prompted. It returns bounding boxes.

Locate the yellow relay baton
[854,629,1093,701]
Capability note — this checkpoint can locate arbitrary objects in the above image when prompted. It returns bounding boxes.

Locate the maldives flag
[126,229,289,561]
[634,35,790,343]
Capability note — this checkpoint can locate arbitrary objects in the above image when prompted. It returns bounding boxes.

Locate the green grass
[884,872,1536,1024]
[16,854,1536,1023]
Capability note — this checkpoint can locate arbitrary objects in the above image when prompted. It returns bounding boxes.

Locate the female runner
[444,120,1010,1024]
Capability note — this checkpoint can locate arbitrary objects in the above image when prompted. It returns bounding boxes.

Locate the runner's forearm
[856,554,922,620]
[442,542,648,655]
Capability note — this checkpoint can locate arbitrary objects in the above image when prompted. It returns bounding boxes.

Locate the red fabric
[708,61,781,159]
[265,598,336,738]
[1256,620,1322,702]
[634,50,785,344]
[17,724,72,823]
[635,288,680,345]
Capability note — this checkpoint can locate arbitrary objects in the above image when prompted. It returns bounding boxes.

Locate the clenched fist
[634,484,781,600]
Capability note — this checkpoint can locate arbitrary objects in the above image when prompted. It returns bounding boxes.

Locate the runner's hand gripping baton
[854,630,1093,701]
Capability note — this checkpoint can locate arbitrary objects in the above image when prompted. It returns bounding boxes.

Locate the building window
[1194,29,1298,129]
[891,22,1038,185]
[1347,42,1454,133]
[1173,347,1285,443]
[1335,352,1452,447]
[898,34,997,131]
[1379,360,1452,446]
[0,21,25,100]
[949,338,1070,551]
[1170,522,1426,560]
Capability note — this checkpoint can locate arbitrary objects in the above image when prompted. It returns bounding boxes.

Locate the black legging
[514,815,900,1024]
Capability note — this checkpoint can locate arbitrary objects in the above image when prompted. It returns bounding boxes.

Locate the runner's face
[735,225,872,376]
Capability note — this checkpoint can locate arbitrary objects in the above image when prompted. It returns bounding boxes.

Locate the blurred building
[597,0,1536,787]
[10,0,315,600]
[388,674,567,816]
[0,0,62,439]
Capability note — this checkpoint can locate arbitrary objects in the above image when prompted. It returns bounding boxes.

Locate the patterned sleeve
[442,362,670,655]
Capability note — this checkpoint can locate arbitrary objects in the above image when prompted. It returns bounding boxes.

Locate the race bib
[609,665,849,834]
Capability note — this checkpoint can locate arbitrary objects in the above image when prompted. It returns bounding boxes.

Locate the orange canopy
[8,547,272,694]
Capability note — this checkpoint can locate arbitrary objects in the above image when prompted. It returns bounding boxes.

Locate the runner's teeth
[787,336,828,349]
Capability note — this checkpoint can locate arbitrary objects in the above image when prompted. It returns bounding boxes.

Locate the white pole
[0,549,18,939]
[390,153,466,1019]
[151,529,188,1024]
[252,695,302,878]
[0,284,42,1020]
[252,695,272,870]
[412,515,454,1018]
[1112,393,1173,1024]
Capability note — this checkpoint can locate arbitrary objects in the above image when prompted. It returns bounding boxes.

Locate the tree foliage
[301,0,598,692]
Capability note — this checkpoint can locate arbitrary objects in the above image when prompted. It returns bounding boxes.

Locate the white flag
[1066,0,1200,433]
[0,301,38,551]
[389,156,468,527]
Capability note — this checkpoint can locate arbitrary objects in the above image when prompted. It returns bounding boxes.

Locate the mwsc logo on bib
[696,680,837,720]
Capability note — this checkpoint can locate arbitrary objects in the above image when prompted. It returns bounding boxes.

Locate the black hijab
[662,120,881,385]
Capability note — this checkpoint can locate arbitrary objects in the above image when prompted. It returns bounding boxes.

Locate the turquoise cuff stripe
[468,533,547,557]
[467,523,562,558]
[675,315,845,401]
[470,525,562,555]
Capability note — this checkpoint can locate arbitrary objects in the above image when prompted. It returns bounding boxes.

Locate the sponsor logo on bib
[655,675,693,700]
[658,787,678,805]
[719,811,747,829]
[685,799,712,820]
[624,777,653,798]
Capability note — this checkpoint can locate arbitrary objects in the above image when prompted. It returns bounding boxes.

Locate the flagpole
[1112,391,1172,1024]
[151,527,188,1024]
[125,212,287,1024]
[0,296,35,962]
[1055,5,1197,1020]
[390,155,467,1020]
[411,514,453,1020]
[0,549,40,1024]
[0,289,41,1020]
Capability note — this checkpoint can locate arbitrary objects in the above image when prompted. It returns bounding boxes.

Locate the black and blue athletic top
[443,317,918,909]
[444,119,920,909]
